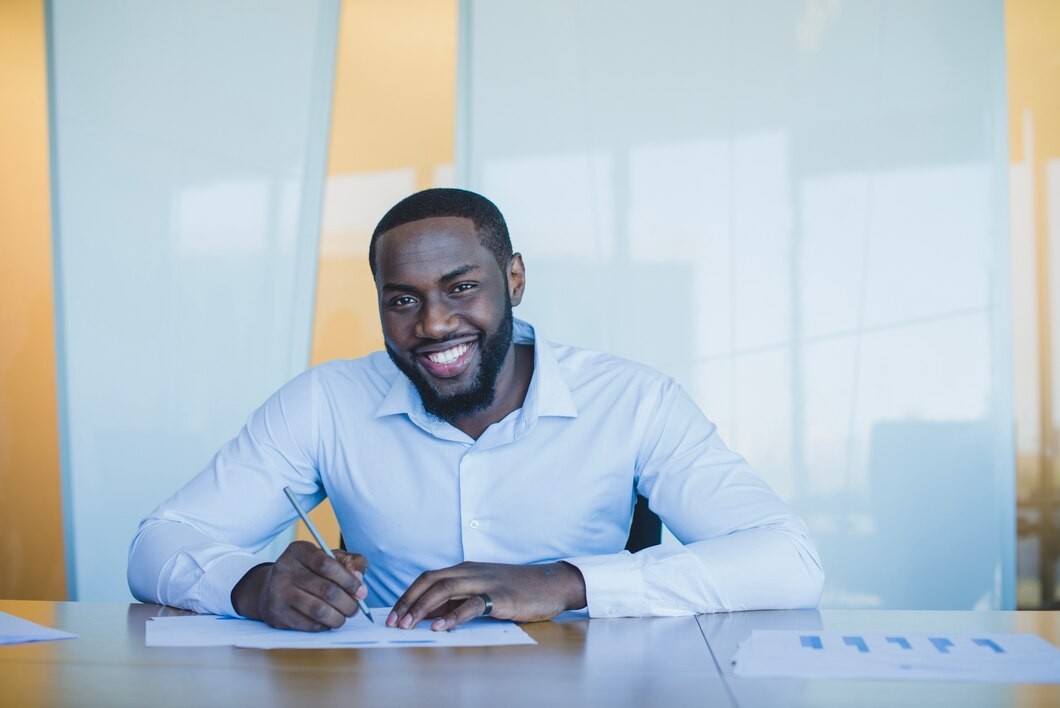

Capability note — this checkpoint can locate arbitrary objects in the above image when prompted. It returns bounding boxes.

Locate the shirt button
[469,519,480,529]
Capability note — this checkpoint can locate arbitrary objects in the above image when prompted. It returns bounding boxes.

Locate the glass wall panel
[462,0,1014,608]
[49,0,339,600]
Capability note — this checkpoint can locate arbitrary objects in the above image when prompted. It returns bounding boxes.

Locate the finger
[388,570,435,627]
[334,552,370,603]
[423,599,461,620]
[275,544,364,620]
[351,570,368,601]
[430,595,488,632]
[335,550,368,575]
[292,570,359,618]
[387,563,481,628]
[387,568,448,627]
[396,576,480,630]
[294,545,365,608]
[264,585,347,631]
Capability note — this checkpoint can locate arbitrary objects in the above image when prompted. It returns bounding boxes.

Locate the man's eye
[451,282,477,294]
[390,296,416,307]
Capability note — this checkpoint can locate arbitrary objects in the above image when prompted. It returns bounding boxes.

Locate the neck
[450,343,534,439]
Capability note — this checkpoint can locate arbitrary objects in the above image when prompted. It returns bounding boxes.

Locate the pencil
[282,486,375,624]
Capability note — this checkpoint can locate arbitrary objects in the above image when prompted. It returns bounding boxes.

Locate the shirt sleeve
[565,381,824,618]
[127,369,326,616]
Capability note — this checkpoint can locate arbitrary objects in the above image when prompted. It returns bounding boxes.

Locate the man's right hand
[231,540,368,631]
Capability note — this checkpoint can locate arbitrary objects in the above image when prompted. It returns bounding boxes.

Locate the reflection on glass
[49,0,339,600]
[465,0,1013,609]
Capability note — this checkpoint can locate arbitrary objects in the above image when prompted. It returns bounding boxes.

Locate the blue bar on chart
[929,638,954,653]
[800,635,823,650]
[843,636,869,653]
[973,638,1005,653]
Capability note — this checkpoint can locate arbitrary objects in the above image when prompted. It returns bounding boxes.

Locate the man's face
[374,216,522,420]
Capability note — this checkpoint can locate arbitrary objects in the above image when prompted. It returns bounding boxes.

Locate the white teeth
[426,343,470,365]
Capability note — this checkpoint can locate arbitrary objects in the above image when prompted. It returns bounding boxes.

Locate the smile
[426,342,471,365]
[416,339,478,378]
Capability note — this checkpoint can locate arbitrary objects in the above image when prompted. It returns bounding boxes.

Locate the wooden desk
[698,609,1060,708]
[0,600,730,708]
[6,601,1060,707]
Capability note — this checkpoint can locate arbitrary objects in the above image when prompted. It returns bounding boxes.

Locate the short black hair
[369,188,513,278]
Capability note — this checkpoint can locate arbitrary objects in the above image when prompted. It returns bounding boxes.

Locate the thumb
[335,549,369,574]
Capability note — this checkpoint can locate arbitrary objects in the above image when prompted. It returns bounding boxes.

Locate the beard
[387,299,514,422]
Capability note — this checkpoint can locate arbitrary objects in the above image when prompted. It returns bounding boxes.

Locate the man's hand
[231,540,368,631]
[387,561,587,631]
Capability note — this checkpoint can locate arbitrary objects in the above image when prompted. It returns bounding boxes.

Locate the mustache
[411,332,481,349]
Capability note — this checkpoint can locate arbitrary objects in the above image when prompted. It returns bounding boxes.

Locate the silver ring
[478,593,493,616]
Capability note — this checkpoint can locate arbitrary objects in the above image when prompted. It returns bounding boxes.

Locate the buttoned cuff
[199,552,267,617]
[563,552,648,618]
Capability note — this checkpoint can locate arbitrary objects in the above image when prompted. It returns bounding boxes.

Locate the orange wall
[1007,0,1060,496]
[0,0,66,599]
[1007,0,1060,607]
[1007,0,1060,165]
[298,0,458,547]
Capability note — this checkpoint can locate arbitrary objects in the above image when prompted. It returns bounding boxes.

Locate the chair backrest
[624,494,661,553]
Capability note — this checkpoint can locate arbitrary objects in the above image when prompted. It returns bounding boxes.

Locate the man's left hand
[387,561,587,631]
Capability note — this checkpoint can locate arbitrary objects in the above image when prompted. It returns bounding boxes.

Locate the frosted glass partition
[461,0,1014,608]
[49,1,339,600]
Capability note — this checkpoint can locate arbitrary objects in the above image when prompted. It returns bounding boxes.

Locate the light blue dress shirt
[128,319,823,617]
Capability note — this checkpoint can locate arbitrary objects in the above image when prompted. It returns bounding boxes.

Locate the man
[128,188,823,632]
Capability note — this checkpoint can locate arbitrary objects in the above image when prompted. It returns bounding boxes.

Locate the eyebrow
[382,264,482,292]
[440,264,480,281]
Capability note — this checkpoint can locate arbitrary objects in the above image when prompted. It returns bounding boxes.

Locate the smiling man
[374,213,531,441]
[128,188,824,632]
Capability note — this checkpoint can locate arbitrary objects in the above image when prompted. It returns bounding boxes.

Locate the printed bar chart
[732,631,1060,682]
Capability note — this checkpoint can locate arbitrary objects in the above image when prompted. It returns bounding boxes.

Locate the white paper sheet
[145,608,536,649]
[0,611,78,645]
[732,630,1060,683]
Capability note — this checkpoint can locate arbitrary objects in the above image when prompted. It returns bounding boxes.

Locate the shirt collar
[374,318,578,428]
[515,319,578,420]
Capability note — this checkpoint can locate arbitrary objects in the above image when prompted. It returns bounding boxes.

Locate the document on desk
[0,611,78,645]
[732,630,1060,683]
[145,609,536,649]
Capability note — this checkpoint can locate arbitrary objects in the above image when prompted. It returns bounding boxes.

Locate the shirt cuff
[199,552,269,617]
[563,552,648,618]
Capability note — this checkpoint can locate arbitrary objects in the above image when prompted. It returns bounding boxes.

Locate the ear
[507,253,526,307]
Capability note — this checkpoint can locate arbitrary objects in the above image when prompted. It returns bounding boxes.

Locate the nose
[415,296,459,340]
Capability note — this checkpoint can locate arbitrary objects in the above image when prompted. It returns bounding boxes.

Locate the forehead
[375,216,494,283]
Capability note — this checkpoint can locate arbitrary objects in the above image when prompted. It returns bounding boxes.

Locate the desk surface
[699,608,1060,708]
[2,601,1060,708]
[0,600,728,708]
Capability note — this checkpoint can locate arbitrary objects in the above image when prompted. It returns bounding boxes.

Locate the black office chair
[624,494,661,553]
[338,494,661,554]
